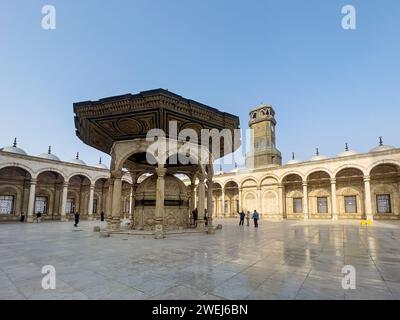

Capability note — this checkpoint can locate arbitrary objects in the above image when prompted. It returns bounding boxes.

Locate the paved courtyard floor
[1,219,400,300]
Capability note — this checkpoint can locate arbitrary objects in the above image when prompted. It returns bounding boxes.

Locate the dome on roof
[310,148,327,161]
[38,146,60,161]
[1,138,27,155]
[69,152,86,166]
[370,137,395,153]
[287,152,301,165]
[337,144,358,157]
[94,157,108,169]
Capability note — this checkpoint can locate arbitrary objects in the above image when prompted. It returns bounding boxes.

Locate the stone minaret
[245,104,282,168]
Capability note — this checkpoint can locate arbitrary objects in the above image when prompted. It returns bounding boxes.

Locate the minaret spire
[13,138,17,147]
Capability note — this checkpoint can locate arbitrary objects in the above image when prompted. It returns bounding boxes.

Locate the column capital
[63,182,69,188]
[330,178,337,184]
[302,181,308,187]
[90,184,95,190]
[111,170,123,179]
[156,166,167,177]
[30,178,37,185]
[363,175,371,182]
[277,183,284,189]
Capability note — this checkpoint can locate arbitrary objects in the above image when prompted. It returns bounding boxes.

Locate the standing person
[36,211,42,223]
[20,211,25,223]
[252,210,259,228]
[239,210,245,226]
[204,209,208,226]
[193,208,198,227]
[100,211,105,222]
[246,211,251,226]
[74,212,80,227]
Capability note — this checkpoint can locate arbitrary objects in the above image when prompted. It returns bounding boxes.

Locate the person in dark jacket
[252,210,259,228]
[239,211,245,226]
[74,212,80,227]
[20,212,25,222]
[100,211,105,222]
[204,209,208,226]
[193,208,198,226]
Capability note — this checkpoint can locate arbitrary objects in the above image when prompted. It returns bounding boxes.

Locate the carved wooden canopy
[74,89,240,159]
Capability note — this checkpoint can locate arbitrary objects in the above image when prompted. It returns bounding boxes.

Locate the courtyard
[0,219,400,300]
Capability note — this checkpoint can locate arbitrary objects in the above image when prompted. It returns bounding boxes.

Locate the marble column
[331,178,338,221]
[88,183,95,220]
[190,182,196,225]
[239,187,243,212]
[364,175,373,221]
[108,171,122,230]
[197,176,206,229]
[221,190,225,217]
[278,183,285,220]
[27,178,37,223]
[257,187,262,216]
[207,179,213,227]
[60,182,69,222]
[155,165,166,239]
[302,181,309,220]
[129,183,137,225]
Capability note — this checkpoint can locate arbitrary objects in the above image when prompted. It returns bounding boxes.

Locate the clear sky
[1,0,399,170]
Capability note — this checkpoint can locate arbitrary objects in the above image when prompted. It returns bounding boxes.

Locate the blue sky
[1,0,399,170]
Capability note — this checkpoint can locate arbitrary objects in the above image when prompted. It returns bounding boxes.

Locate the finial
[76,152,79,160]
[48,146,51,154]
[316,148,319,156]
[379,136,383,146]
[345,143,349,151]
[13,138,17,147]
[235,162,238,169]
[292,152,295,160]
[219,164,222,172]
[99,157,102,164]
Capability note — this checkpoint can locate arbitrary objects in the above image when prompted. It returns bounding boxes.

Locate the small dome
[69,152,86,166]
[94,157,108,169]
[370,137,395,153]
[38,146,60,161]
[287,152,300,164]
[370,145,395,153]
[1,138,27,156]
[310,148,327,161]
[337,143,358,157]
[337,150,358,157]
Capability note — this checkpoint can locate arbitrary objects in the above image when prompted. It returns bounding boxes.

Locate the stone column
[302,181,309,220]
[60,182,69,221]
[197,176,206,229]
[207,179,213,227]
[155,165,166,239]
[27,178,37,223]
[278,183,285,220]
[364,175,373,221]
[190,182,196,225]
[239,187,243,212]
[107,171,122,230]
[257,187,262,217]
[331,178,338,221]
[88,183,95,221]
[129,183,137,224]
[221,190,225,217]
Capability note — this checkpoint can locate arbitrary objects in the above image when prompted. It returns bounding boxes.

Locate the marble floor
[0,219,400,300]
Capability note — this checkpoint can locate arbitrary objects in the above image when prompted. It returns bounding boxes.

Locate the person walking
[246,211,251,226]
[36,211,42,223]
[193,208,198,227]
[204,209,208,226]
[20,211,25,223]
[100,211,105,222]
[252,210,259,228]
[74,212,80,227]
[239,210,245,226]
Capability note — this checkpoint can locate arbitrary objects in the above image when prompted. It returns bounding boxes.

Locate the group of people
[238,210,259,228]
[191,208,209,226]
[19,210,107,226]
